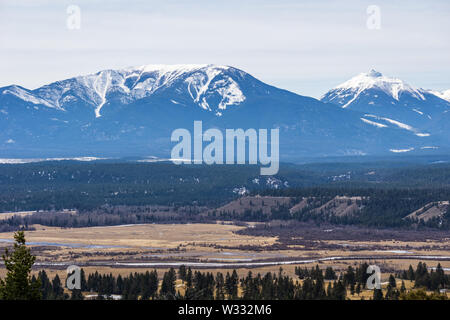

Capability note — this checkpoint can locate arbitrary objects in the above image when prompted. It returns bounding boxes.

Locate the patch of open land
[0,222,449,280]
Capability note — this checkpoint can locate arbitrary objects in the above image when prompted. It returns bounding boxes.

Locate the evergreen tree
[355,282,361,295]
[70,289,84,300]
[407,265,415,280]
[80,268,87,291]
[215,272,225,300]
[324,267,337,280]
[140,271,157,300]
[0,231,41,300]
[326,282,333,298]
[186,268,193,288]
[178,265,187,282]
[343,266,356,287]
[373,288,383,300]
[51,274,65,300]
[38,270,52,300]
[385,285,399,300]
[333,280,347,300]
[225,270,239,299]
[388,274,397,288]
[116,275,124,294]
[400,280,406,294]
[160,268,177,300]
[350,283,355,295]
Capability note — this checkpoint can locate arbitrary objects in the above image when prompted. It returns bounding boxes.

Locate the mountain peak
[122,64,230,75]
[320,70,450,139]
[331,70,425,103]
[367,69,383,77]
[2,64,248,118]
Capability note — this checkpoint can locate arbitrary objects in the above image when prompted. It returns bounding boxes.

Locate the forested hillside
[0,161,449,230]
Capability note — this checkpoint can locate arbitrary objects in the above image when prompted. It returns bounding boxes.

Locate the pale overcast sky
[0,0,449,98]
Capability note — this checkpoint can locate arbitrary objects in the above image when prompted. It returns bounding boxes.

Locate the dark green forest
[0,160,450,230]
[33,262,449,300]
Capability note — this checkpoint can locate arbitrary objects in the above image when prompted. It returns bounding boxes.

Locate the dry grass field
[0,222,449,286]
[0,222,276,249]
[0,211,37,220]
[0,209,77,221]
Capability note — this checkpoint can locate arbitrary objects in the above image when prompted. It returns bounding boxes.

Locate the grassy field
[0,222,448,282]
[0,222,276,249]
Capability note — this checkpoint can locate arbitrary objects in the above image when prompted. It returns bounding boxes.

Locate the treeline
[35,266,348,300]
[0,205,207,229]
[1,161,450,213]
[33,262,449,300]
[296,263,388,299]
[259,188,450,229]
[1,161,450,230]
[1,188,450,230]
[0,162,263,211]
[397,262,449,291]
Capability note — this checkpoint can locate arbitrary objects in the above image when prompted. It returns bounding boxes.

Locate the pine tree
[355,282,361,295]
[400,280,406,293]
[70,289,84,300]
[51,274,65,300]
[407,265,415,280]
[215,272,225,300]
[333,280,347,300]
[324,266,337,280]
[388,274,397,288]
[80,268,87,291]
[38,270,52,299]
[350,282,355,295]
[140,271,153,300]
[225,270,239,299]
[326,282,333,298]
[178,265,187,282]
[373,288,383,300]
[186,267,193,288]
[0,231,41,300]
[160,268,177,300]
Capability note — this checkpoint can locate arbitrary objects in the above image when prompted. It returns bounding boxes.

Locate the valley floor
[0,222,448,282]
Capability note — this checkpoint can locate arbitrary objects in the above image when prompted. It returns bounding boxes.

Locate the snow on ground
[389,148,414,153]
[360,117,387,128]
[362,114,430,137]
[428,89,450,102]
[0,157,105,164]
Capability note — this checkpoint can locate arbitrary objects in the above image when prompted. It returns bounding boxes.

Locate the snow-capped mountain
[0,65,449,159]
[3,65,247,118]
[322,69,427,107]
[321,69,450,139]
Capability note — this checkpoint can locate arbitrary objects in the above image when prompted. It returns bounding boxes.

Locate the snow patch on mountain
[412,108,423,115]
[90,71,112,117]
[0,157,105,164]
[360,117,387,128]
[362,114,430,137]
[421,146,439,150]
[2,86,60,110]
[428,89,450,102]
[390,147,414,153]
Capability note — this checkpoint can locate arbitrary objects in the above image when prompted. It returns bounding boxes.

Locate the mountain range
[1,65,449,160]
